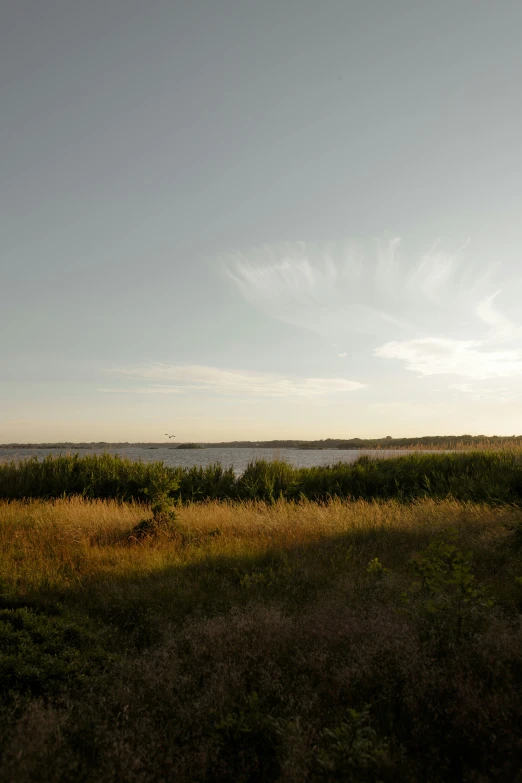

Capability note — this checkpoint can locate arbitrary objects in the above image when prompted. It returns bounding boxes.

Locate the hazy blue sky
[2,1,522,441]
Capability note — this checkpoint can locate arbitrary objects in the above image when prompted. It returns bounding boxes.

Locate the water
[0,446,421,474]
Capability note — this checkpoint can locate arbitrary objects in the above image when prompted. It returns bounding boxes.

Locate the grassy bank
[2,450,522,504]
[1,496,522,781]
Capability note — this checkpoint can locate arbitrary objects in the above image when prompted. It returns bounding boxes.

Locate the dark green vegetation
[176,442,204,449]
[1,495,522,781]
[2,450,522,504]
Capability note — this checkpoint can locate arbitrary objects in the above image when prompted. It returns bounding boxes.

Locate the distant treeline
[2,451,522,505]
[336,435,522,450]
[2,435,522,450]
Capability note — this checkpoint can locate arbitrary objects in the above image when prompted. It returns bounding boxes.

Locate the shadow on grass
[2,516,522,782]
[7,514,520,650]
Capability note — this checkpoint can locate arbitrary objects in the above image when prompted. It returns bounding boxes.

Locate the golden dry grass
[1,496,519,597]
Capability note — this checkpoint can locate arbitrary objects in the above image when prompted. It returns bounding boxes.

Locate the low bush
[0,607,107,700]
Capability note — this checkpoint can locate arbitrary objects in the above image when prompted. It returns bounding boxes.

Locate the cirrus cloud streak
[222,238,506,339]
[101,364,366,398]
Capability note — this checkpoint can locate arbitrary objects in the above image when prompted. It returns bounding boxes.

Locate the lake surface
[0,447,422,474]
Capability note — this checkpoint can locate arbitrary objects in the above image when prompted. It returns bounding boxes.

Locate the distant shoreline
[2,435,521,451]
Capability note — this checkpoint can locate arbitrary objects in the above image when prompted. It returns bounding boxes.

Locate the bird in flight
[165,434,176,439]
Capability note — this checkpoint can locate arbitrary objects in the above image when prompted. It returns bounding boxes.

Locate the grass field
[1,494,522,781]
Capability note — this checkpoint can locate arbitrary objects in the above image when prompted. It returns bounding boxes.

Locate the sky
[1,0,522,442]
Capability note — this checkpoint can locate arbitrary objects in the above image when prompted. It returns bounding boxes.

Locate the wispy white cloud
[476,291,522,342]
[102,364,366,398]
[99,386,184,395]
[402,240,474,304]
[336,352,348,358]
[374,338,522,379]
[222,238,499,339]
[223,239,416,337]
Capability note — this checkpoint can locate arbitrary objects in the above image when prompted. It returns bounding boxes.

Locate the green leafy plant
[0,608,107,699]
[238,553,296,591]
[404,532,494,641]
[366,557,389,578]
[315,705,392,781]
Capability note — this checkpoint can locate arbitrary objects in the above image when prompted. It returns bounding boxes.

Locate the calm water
[0,447,420,474]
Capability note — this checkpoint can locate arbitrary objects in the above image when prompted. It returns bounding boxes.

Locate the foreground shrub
[0,608,106,700]
[403,532,495,643]
[314,706,394,782]
[2,602,521,782]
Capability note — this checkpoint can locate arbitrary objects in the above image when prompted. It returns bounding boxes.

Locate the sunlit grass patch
[1,496,520,606]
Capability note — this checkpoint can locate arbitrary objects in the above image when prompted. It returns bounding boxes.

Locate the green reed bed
[1,450,522,504]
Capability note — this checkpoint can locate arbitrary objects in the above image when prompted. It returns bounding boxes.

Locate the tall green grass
[1,450,522,504]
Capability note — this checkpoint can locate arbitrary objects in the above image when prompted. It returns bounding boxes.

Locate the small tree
[131,472,180,539]
[404,531,493,642]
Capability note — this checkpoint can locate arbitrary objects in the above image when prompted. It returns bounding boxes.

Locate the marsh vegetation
[2,450,522,504]
[1,454,522,780]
